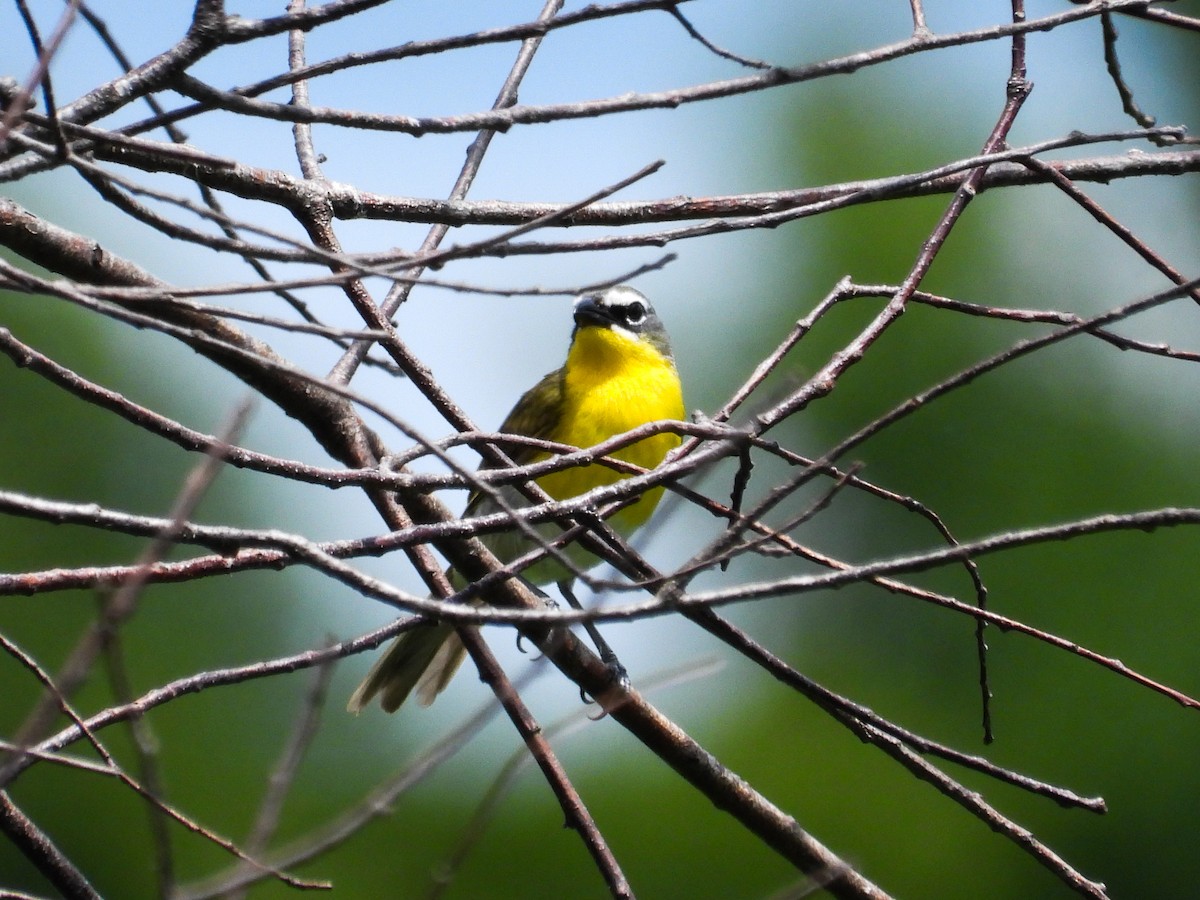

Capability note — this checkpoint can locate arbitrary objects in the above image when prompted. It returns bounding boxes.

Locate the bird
[348,285,685,713]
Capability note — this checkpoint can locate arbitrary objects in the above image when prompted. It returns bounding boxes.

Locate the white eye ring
[624,302,646,325]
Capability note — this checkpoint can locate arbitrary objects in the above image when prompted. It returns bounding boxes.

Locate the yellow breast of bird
[538,326,684,536]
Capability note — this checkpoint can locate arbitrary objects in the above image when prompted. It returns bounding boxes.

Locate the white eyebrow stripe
[598,285,648,309]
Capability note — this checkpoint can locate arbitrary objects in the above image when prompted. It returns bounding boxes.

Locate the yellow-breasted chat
[349,285,684,713]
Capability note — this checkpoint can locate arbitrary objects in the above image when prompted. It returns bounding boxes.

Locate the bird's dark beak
[573,295,615,329]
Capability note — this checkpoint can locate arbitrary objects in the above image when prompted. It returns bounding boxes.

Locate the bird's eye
[623,302,647,326]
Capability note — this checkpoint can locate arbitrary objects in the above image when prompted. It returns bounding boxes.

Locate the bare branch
[0,792,100,900]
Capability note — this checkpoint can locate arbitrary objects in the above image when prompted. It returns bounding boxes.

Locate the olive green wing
[464,367,565,515]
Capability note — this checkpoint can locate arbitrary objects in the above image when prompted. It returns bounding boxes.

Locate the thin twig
[455,629,632,899]
[427,657,723,900]
[100,631,176,895]
[1019,155,1200,305]
[666,5,774,68]
[328,0,570,385]
[144,2,1152,139]
[9,398,253,752]
[176,668,528,899]
[0,0,80,150]
[225,655,336,900]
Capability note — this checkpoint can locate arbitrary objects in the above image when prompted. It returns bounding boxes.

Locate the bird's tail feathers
[347,621,464,713]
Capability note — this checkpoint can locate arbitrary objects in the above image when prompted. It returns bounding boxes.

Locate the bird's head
[571,285,673,360]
